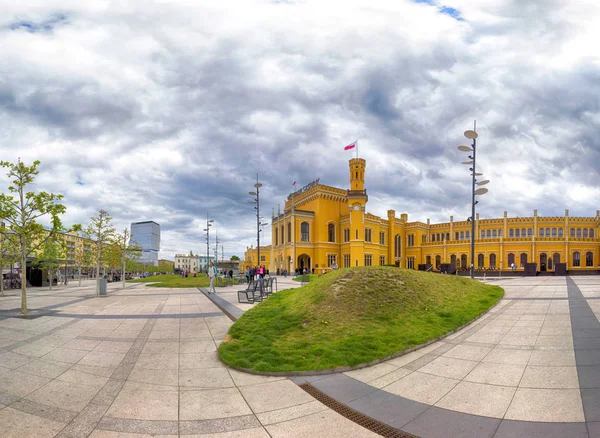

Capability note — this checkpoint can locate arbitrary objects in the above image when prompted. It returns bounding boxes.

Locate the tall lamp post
[203,214,214,273]
[249,176,268,268]
[458,121,489,279]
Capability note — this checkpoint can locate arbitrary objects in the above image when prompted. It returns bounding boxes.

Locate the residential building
[174,254,214,273]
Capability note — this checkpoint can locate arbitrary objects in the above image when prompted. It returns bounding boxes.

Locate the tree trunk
[49,268,52,291]
[21,250,27,315]
[96,245,101,297]
[0,262,4,297]
[122,259,126,289]
[78,266,82,287]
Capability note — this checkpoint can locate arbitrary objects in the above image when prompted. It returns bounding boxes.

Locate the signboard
[287,178,320,200]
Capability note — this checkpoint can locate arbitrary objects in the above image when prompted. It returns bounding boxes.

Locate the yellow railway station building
[242,158,600,276]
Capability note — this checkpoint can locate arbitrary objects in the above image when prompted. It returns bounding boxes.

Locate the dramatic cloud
[1,0,600,259]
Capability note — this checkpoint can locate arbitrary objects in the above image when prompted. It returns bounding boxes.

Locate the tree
[85,210,115,296]
[0,225,20,296]
[72,238,93,287]
[158,259,174,273]
[35,234,66,291]
[0,160,66,314]
[114,228,141,289]
[230,255,240,261]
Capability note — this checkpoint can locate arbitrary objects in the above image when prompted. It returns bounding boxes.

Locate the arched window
[528,228,533,237]
[435,255,441,268]
[394,234,401,258]
[460,231,464,240]
[487,230,491,238]
[571,228,575,237]
[540,228,545,237]
[275,228,278,246]
[287,223,291,242]
[591,229,595,238]
[426,255,431,265]
[328,223,335,242]
[432,234,436,242]
[437,233,441,241]
[461,254,467,268]
[522,228,527,237]
[301,222,309,242]
[515,229,520,238]
[520,253,528,266]
[498,229,502,237]
[544,228,549,237]
[451,254,457,265]
[577,229,582,238]
[455,232,459,240]
[508,253,515,267]
[573,251,581,267]
[553,253,560,266]
[422,235,427,243]
[281,226,285,244]
[558,228,563,237]
[583,229,588,238]
[466,231,470,239]
[510,229,514,237]
[478,254,484,268]
[552,228,557,237]
[492,230,497,238]
[490,253,496,268]
[586,252,594,267]
[481,230,485,239]
[446,233,450,241]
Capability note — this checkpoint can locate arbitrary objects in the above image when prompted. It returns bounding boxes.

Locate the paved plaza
[0,276,600,437]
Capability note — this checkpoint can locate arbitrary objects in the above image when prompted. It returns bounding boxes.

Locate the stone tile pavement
[0,278,375,437]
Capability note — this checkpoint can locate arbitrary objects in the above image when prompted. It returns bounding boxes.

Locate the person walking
[208,262,217,294]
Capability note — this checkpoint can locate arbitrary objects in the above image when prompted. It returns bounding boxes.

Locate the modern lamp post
[458,121,489,279]
[249,176,268,268]
[203,214,214,273]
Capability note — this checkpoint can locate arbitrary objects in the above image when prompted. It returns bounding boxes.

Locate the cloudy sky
[1,0,600,260]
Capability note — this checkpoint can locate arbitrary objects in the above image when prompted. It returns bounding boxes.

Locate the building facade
[130,221,160,267]
[259,158,600,274]
[174,254,214,273]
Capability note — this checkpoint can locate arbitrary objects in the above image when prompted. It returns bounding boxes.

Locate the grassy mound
[218,267,503,372]
[128,274,209,288]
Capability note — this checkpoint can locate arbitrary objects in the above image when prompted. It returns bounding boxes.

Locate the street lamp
[458,121,489,279]
[248,175,267,268]
[203,213,214,273]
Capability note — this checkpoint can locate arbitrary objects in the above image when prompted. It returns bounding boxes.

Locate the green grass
[218,267,504,372]
[128,274,210,288]
[292,274,320,282]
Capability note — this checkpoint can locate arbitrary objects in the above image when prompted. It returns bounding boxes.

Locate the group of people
[245,265,267,283]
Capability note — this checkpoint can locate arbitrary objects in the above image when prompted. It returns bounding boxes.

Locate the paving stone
[435,381,516,418]
[10,398,77,423]
[519,365,580,389]
[239,379,315,413]
[494,420,589,438]
[0,406,66,438]
[105,387,179,421]
[179,367,234,388]
[383,371,459,405]
[96,417,178,435]
[505,388,585,422]
[402,406,500,438]
[180,387,253,421]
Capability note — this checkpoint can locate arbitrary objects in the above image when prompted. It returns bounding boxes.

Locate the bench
[237,278,278,303]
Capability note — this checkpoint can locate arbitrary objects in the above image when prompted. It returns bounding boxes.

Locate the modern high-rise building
[130,221,160,267]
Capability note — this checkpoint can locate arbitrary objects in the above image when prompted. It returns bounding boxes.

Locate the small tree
[230,255,240,261]
[0,160,66,314]
[158,259,174,274]
[85,210,115,296]
[35,234,66,291]
[0,226,20,296]
[112,228,141,289]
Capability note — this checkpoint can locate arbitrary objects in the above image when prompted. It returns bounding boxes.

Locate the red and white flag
[292,180,296,186]
[344,141,356,151]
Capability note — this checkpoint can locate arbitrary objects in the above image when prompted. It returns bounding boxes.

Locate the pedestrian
[208,262,217,294]
[245,266,250,283]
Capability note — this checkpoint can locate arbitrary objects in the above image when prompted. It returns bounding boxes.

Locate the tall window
[558,228,563,237]
[571,228,575,237]
[522,228,526,237]
[380,255,386,266]
[407,257,415,269]
[455,232,459,240]
[490,254,496,268]
[460,231,464,240]
[540,228,544,237]
[553,253,560,266]
[552,228,557,237]
[478,254,484,268]
[545,228,550,237]
[432,234,436,242]
[426,255,431,265]
[583,229,588,238]
[408,234,414,246]
[577,228,582,238]
[586,252,593,267]
[461,254,467,268]
[380,232,385,245]
[573,251,581,267]
[328,254,337,267]
[591,229,595,238]
[515,229,520,238]
[451,254,457,266]
[364,254,372,266]
[520,253,528,267]
[328,223,335,242]
[498,229,502,237]
[343,254,350,268]
[287,223,291,242]
[365,228,372,242]
[281,226,285,244]
[487,229,491,238]
[394,234,401,258]
[466,231,470,239]
[481,230,485,239]
[492,229,497,238]
[343,228,350,242]
[510,229,514,237]
[508,253,515,267]
[275,228,278,246]
[528,228,533,237]
[422,235,427,243]
[434,255,440,267]
[301,222,309,242]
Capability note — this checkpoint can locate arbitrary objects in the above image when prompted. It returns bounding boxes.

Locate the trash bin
[99,278,107,296]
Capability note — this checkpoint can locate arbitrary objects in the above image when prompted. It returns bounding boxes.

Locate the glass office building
[130,221,160,267]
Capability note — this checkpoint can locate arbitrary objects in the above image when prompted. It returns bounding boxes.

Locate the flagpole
[356,139,359,159]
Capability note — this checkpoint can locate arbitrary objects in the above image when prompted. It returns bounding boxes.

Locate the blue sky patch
[411,0,465,21]
[10,14,68,33]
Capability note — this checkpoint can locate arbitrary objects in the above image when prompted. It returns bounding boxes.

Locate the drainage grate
[298,383,418,438]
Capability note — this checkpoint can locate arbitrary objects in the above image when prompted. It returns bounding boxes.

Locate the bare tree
[85,210,115,296]
[0,160,66,314]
